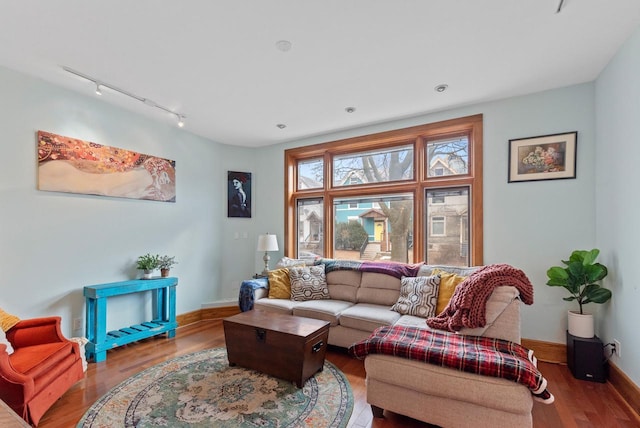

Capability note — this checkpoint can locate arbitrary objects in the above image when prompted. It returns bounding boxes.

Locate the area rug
[77,347,353,427]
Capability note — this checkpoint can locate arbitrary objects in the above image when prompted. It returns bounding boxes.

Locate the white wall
[595,25,640,384]
[0,66,252,336]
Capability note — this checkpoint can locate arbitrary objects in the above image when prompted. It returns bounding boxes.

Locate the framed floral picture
[508,131,577,183]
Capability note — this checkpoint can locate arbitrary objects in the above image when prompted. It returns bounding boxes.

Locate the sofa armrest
[6,317,67,348]
[254,287,269,300]
[239,278,269,312]
[0,344,35,408]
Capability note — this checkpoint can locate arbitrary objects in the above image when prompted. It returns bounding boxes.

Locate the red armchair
[0,317,84,426]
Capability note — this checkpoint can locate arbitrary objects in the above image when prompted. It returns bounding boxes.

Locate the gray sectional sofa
[253,263,535,427]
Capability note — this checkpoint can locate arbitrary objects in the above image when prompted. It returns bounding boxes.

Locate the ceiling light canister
[95,83,102,95]
[434,84,449,93]
[276,123,287,129]
[345,107,356,113]
[177,115,185,128]
[275,40,292,52]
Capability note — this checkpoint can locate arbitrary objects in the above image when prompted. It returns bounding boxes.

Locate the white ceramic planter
[567,310,594,338]
[142,270,153,279]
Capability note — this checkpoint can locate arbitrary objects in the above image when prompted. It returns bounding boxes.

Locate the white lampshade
[257,234,279,252]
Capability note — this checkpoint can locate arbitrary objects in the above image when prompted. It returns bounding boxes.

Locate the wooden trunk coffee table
[223,310,330,387]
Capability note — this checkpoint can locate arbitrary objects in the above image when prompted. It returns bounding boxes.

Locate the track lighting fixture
[62,66,186,128]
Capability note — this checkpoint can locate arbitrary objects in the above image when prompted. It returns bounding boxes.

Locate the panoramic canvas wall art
[37,131,176,202]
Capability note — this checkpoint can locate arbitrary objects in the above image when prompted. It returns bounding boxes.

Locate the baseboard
[176,305,241,326]
[522,337,640,418]
[609,361,640,417]
[521,338,567,364]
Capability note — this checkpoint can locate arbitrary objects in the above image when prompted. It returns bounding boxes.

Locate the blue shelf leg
[93,297,108,362]
[85,297,96,362]
[168,286,176,338]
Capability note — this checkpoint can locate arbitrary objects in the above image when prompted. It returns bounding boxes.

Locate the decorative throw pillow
[289,266,330,301]
[433,269,468,315]
[391,275,440,318]
[267,268,292,299]
[275,257,308,269]
[0,308,20,332]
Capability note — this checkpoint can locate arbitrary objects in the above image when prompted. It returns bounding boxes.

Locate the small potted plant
[546,248,611,338]
[137,253,159,279]
[158,255,178,277]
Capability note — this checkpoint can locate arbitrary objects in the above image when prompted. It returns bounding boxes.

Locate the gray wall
[596,25,640,384]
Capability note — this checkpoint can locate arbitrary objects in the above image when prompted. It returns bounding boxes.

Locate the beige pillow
[433,269,467,315]
[267,268,292,299]
[391,275,440,318]
[289,266,330,301]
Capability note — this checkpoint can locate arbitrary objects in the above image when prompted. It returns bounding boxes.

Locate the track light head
[95,83,102,96]
[177,115,185,128]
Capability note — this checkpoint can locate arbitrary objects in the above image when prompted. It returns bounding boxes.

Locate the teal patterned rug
[77,347,353,427]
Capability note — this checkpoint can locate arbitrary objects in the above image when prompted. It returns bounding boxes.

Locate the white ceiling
[1,1,639,147]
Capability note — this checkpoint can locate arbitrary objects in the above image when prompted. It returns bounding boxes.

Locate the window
[296,198,324,259]
[333,145,413,187]
[297,158,323,190]
[426,188,470,266]
[427,136,469,177]
[431,216,445,236]
[285,114,483,266]
[334,194,413,262]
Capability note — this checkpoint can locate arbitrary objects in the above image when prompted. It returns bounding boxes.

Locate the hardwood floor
[38,320,640,428]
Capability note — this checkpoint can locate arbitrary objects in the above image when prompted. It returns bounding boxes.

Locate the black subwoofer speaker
[566,331,607,383]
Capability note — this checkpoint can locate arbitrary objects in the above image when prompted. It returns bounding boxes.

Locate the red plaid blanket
[349,325,554,403]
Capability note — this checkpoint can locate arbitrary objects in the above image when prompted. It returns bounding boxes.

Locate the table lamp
[257,233,279,275]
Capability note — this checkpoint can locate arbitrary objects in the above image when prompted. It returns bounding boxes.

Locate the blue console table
[84,277,178,362]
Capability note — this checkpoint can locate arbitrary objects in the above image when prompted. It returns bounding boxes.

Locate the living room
[1,2,639,426]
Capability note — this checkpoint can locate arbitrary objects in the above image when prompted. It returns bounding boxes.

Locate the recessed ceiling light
[276,123,287,129]
[434,84,449,93]
[275,40,292,52]
[345,107,356,113]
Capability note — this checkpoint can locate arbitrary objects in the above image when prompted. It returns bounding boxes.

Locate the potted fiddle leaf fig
[546,248,611,338]
[137,253,159,279]
[158,255,178,277]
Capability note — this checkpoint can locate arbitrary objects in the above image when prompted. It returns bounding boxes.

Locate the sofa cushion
[391,276,440,318]
[326,270,361,303]
[253,298,299,314]
[292,300,355,327]
[10,342,75,377]
[267,268,291,299]
[275,257,308,268]
[339,303,402,332]
[418,265,479,277]
[365,354,533,415]
[290,266,330,301]
[356,272,401,306]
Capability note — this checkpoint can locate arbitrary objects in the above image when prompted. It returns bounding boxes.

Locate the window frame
[284,114,483,265]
